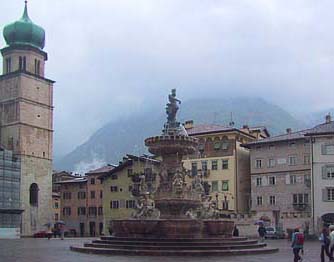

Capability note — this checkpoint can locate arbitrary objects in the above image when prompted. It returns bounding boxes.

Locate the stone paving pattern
[0,238,326,262]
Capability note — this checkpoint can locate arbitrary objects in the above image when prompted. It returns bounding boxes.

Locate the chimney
[184,120,194,129]
[326,113,332,123]
[286,128,292,134]
[242,125,249,129]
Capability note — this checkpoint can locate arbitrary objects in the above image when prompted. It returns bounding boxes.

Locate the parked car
[33,231,48,238]
[265,227,285,239]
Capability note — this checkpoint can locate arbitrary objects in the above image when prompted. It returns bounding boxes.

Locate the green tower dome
[3,2,45,50]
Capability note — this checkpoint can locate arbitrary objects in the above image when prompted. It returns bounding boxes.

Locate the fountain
[71,90,278,256]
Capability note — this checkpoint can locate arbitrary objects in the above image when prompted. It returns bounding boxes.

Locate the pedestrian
[291,228,304,262]
[233,225,239,237]
[59,224,65,240]
[258,223,266,243]
[330,225,334,258]
[47,225,52,240]
[319,226,334,262]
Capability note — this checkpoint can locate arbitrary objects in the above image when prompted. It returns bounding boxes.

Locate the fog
[1,0,334,158]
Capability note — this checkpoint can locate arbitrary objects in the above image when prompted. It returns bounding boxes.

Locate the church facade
[0,2,54,236]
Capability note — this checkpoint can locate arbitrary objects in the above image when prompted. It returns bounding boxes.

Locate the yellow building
[183,121,269,214]
[99,155,160,234]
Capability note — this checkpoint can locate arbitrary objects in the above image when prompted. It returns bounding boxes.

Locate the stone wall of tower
[0,51,53,236]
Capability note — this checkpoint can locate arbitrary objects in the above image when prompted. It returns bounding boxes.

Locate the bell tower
[0,1,54,235]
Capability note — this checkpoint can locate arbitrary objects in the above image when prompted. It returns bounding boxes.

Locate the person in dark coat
[233,225,239,237]
[258,224,266,243]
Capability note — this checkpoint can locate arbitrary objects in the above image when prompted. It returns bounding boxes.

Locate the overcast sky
[1,0,334,157]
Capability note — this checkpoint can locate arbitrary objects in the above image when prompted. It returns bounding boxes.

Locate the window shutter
[120,200,125,208]
[322,145,326,155]
[285,174,290,184]
[262,176,268,186]
[322,166,328,179]
[322,188,327,201]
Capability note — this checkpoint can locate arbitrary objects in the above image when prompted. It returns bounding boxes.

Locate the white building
[306,115,334,233]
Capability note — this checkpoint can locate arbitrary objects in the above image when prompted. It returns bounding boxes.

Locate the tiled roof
[305,121,334,136]
[244,129,311,146]
[186,124,236,135]
[54,177,87,184]
[86,165,116,174]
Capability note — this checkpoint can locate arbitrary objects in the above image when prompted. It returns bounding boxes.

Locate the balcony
[293,203,309,211]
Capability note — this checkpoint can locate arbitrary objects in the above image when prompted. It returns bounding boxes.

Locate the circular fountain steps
[70,236,279,256]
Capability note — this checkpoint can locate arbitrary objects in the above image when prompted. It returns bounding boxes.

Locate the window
[77,207,86,216]
[304,155,310,165]
[191,162,197,176]
[88,207,97,216]
[326,189,334,201]
[5,57,11,73]
[290,175,297,184]
[90,178,95,184]
[54,202,59,209]
[304,174,311,184]
[293,194,308,204]
[211,181,218,192]
[222,141,229,150]
[90,191,95,199]
[323,144,334,155]
[126,200,136,209]
[211,160,218,170]
[34,59,41,75]
[257,196,263,206]
[222,180,229,191]
[222,199,229,210]
[201,161,208,171]
[100,190,103,199]
[269,176,276,185]
[214,141,221,150]
[63,192,71,200]
[256,177,262,186]
[288,156,297,166]
[198,143,205,151]
[77,191,86,199]
[55,213,59,221]
[29,183,39,206]
[268,159,275,168]
[19,56,26,71]
[222,159,229,169]
[127,169,133,177]
[269,195,276,205]
[110,186,118,192]
[111,174,118,180]
[289,142,296,148]
[110,200,119,209]
[255,159,262,168]
[63,207,71,216]
[98,206,103,215]
[324,166,334,179]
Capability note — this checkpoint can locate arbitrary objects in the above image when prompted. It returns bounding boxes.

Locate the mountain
[54,97,306,172]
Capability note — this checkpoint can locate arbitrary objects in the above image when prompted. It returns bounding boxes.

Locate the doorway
[89,221,96,237]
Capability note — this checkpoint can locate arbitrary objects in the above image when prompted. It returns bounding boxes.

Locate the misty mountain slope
[55,97,306,172]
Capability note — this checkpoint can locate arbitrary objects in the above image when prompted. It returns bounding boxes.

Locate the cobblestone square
[0,238,327,262]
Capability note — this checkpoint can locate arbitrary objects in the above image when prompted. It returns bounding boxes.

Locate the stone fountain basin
[145,135,198,155]
[111,220,159,237]
[203,219,235,236]
[111,219,234,238]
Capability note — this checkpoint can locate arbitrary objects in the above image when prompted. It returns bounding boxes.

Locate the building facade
[57,177,87,236]
[306,115,334,233]
[85,165,115,236]
[183,121,269,213]
[244,129,312,231]
[0,3,54,235]
[99,155,160,234]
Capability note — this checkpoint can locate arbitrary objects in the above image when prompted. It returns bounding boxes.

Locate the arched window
[29,183,39,206]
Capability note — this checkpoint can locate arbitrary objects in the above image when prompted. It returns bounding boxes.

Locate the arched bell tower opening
[29,183,39,207]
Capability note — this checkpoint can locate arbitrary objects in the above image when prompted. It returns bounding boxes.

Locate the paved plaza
[0,238,327,262]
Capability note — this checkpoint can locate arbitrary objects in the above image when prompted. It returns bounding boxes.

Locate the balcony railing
[293,203,309,211]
